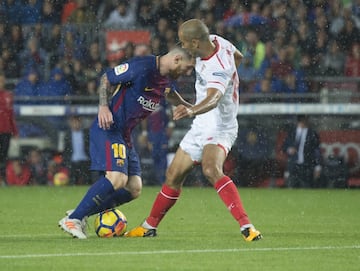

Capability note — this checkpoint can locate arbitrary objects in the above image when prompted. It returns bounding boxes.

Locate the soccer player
[125,19,262,241]
[59,47,194,239]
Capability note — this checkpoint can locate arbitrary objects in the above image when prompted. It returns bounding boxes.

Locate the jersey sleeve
[206,35,237,94]
[205,67,232,94]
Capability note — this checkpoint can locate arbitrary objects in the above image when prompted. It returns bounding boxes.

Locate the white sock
[142,220,157,230]
[240,224,254,231]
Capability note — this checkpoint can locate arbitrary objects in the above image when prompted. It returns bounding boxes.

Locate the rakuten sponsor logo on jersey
[137,96,159,111]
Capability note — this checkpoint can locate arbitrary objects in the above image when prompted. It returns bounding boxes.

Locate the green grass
[0,186,359,271]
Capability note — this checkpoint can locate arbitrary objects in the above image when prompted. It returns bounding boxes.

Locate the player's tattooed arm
[97,74,114,129]
[98,73,112,106]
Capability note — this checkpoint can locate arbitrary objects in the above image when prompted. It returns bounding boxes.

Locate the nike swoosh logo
[144,87,154,91]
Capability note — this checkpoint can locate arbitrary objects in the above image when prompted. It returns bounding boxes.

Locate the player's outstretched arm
[173,88,222,120]
[97,73,114,130]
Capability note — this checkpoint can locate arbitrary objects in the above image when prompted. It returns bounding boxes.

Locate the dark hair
[297,114,309,122]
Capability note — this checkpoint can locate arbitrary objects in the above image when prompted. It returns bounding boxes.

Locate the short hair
[168,46,192,60]
[179,19,209,42]
[297,114,309,122]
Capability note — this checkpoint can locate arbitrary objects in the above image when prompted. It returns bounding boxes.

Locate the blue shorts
[89,122,141,176]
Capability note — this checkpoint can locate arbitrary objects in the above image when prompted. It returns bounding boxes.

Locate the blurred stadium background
[2,0,360,188]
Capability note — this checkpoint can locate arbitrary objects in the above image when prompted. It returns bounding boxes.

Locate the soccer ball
[94,208,127,238]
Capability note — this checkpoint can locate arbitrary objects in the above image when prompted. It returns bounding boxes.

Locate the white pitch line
[0,245,359,259]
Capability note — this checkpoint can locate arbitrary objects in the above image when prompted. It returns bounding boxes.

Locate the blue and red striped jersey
[101,55,176,144]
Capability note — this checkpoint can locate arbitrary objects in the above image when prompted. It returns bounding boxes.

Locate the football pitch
[0,186,359,271]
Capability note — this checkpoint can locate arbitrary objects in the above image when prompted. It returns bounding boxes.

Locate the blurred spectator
[66,0,97,24]
[47,153,70,186]
[321,154,348,188]
[290,2,308,31]
[271,0,287,19]
[258,41,278,79]
[237,52,258,93]
[63,116,92,185]
[85,78,98,96]
[1,44,21,78]
[293,70,310,97]
[253,78,273,103]
[71,59,87,94]
[95,0,117,23]
[311,30,329,75]
[343,5,360,31]
[344,43,360,77]
[236,127,271,187]
[5,158,31,186]
[351,1,360,21]
[150,36,163,56]
[40,66,73,103]
[103,0,136,29]
[275,16,292,44]
[19,36,47,78]
[321,40,346,76]
[223,0,240,21]
[41,24,62,68]
[0,73,18,185]
[21,0,42,25]
[311,12,329,38]
[270,46,294,83]
[279,73,303,97]
[14,67,45,103]
[297,53,317,79]
[146,100,173,185]
[223,2,269,29]
[152,18,170,55]
[1,0,22,25]
[27,147,48,185]
[134,43,151,56]
[29,23,43,42]
[61,0,78,23]
[58,27,86,61]
[329,0,345,38]
[296,20,314,55]
[225,27,245,51]
[38,66,72,130]
[282,115,322,188]
[155,0,186,27]
[337,18,360,53]
[7,25,24,59]
[41,0,61,25]
[0,23,8,51]
[83,40,102,71]
[136,0,156,29]
[244,29,265,70]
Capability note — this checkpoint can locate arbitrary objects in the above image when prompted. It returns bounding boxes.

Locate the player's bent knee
[126,175,142,199]
[127,183,142,199]
[202,164,223,184]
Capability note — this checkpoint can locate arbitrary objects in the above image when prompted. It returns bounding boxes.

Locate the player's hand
[98,105,114,130]
[173,104,194,120]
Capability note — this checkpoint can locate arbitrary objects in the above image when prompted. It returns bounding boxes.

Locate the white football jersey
[192,34,239,133]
